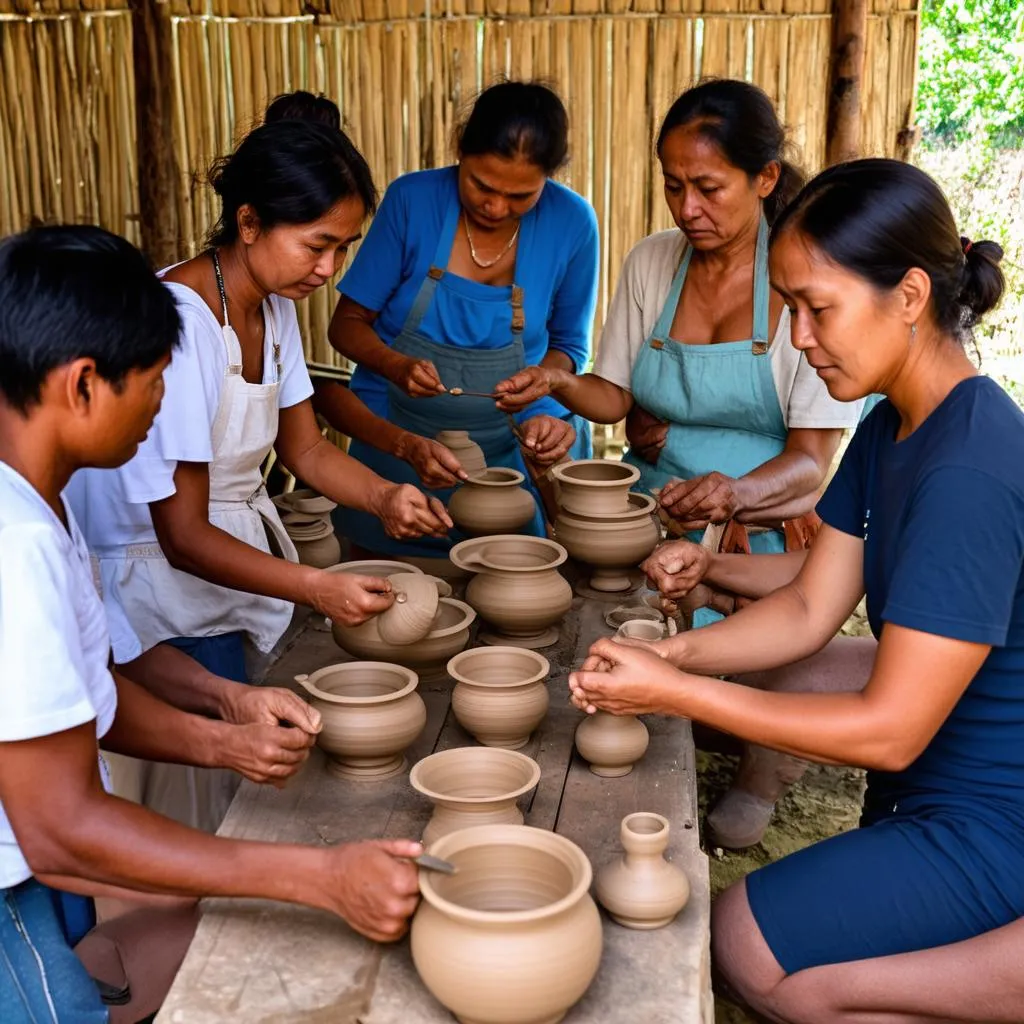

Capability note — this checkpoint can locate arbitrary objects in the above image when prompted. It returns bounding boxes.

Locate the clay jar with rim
[409,747,541,846]
[435,430,487,476]
[284,516,341,569]
[451,536,573,650]
[594,812,690,929]
[411,824,603,1024]
[574,711,650,777]
[555,492,661,593]
[551,459,640,516]
[295,662,426,780]
[448,647,550,749]
[448,468,537,537]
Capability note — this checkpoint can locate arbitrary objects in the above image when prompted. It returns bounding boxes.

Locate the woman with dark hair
[315,79,599,559]
[70,120,449,830]
[264,89,342,131]
[568,158,1024,1021]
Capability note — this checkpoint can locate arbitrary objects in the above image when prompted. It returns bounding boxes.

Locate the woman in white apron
[73,120,450,831]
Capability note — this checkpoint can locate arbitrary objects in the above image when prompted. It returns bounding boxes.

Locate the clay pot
[376,572,439,645]
[448,647,550,749]
[574,711,650,777]
[410,747,542,846]
[449,469,537,537]
[451,536,573,650]
[555,492,661,592]
[594,812,690,929]
[435,430,487,476]
[616,619,667,641]
[326,559,423,581]
[285,516,341,569]
[551,459,640,516]
[411,824,602,1024]
[295,662,426,780]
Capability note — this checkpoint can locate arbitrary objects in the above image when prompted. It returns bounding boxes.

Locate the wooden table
[157,591,712,1024]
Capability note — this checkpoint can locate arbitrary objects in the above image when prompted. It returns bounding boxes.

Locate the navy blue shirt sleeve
[545,200,599,373]
[816,413,874,539]
[338,178,409,313]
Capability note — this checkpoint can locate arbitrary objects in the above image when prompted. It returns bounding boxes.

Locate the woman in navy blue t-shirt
[570,159,1024,1020]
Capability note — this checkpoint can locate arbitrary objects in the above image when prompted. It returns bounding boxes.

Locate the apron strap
[401,189,463,338]
[263,300,282,383]
[751,214,771,353]
[652,241,693,341]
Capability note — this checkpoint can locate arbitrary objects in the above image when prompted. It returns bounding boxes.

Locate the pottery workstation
[156,452,713,1024]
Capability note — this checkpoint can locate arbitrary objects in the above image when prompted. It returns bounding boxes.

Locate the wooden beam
[825,0,868,165]
[131,0,179,268]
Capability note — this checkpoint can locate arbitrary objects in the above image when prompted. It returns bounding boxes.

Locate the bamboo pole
[825,0,867,164]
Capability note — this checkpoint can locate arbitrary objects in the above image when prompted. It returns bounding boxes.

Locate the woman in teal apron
[316,81,598,559]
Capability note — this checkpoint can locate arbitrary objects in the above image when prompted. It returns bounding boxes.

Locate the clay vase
[435,429,487,476]
[594,812,690,929]
[552,459,640,516]
[555,492,661,592]
[295,662,426,780]
[574,711,650,777]
[376,572,439,645]
[451,535,573,650]
[409,747,541,846]
[411,824,603,1024]
[448,647,550,749]
[616,618,667,641]
[448,469,537,537]
[285,516,342,569]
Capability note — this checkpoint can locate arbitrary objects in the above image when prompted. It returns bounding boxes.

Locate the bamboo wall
[0,0,918,364]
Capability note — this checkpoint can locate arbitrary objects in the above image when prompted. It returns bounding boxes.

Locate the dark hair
[772,158,1005,340]
[207,120,377,247]
[0,225,180,414]
[264,90,342,132]
[456,80,569,176]
[657,79,803,225]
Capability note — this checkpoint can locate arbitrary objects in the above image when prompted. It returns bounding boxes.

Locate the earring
[910,323,918,339]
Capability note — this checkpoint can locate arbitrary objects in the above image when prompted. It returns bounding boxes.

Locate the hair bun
[958,237,1005,326]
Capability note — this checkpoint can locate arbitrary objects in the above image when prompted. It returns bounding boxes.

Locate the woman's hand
[642,541,711,599]
[660,471,746,525]
[393,355,446,398]
[519,415,576,465]
[568,637,680,716]
[307,571,395,626]
[625,404,668,465]
[394,433,469,489]
[373,483,452,539]
[494,366,557,412]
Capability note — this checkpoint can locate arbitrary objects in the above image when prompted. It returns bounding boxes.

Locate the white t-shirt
[592,229,863,429]
[0,463,118,888]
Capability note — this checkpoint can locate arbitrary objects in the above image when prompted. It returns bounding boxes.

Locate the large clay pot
[448,647,550,748]
[448,469,537,537]
[554,492,661,592]
[435,430,487,476]
[411,824,603,1024]
[410,747,541,846]
[285,516,342,569]
[295,662,426,780]
[451,536,573,650]
[594,812,690,929]
[574,711,650,777]
[551,459,640,516]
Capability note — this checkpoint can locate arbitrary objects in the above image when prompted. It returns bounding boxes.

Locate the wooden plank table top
[157,591,712,1024]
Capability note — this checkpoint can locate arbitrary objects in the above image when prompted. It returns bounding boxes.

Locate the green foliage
[917,0,1024,145]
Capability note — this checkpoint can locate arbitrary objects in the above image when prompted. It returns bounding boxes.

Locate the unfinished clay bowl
[295,662,426,780]
[554,493,661,592]
[574,711,649,778]
[551,459,640,517]
[410,747,541,846]
[594,812,690,929]
[376,572,439,645]
[449,647,550,749]
[411,824,602,1024]
[616,618,668,641]
[435,429,487,476]
[451,535,572,650]
[449,468,537,537]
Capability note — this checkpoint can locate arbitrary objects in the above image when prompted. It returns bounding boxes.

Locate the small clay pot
[295,662,426,780]
[448,468,537,537]
[376,572,439,645]
[616,619,667,641]
[552,459,640,516]
[285,516,341,569]
[574,711,650,777]
[409,747,541,846]
[594,812,690,929]
[448,646,550,748]
[435,429,487,476]
[411,824,603,1024]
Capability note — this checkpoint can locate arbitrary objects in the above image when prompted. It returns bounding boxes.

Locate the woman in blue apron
[316,81,598,559]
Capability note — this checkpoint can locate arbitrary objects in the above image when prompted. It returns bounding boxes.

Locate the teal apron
[339,194,590,558]
[626,216,787,626]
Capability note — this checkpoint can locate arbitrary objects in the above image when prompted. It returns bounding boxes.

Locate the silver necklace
[463,212,520,269]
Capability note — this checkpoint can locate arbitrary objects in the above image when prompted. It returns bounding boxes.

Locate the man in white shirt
[0,225,422,1022]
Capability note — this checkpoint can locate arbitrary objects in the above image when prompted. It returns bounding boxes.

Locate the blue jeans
[0,879,107,1023]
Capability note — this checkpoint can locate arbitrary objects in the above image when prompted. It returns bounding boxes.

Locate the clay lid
[377,573,440,645]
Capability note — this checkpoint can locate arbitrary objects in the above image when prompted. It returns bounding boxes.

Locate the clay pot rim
[428,598,477,638]
[555,492,657,523]
[616,619,666,641]
[286,517,335,537]
[551,459,640,488]
[622,811,669,838]
[409,748,541,805]
[325,559,423,579]
[420,824,593,924]
[447,646,550,688]
[462,467,526,487]
[295,661,418,705]
[450,535,568,575]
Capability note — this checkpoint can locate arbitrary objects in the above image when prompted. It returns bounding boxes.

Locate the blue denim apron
[626,217,787,626]
[339,193,590,558]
